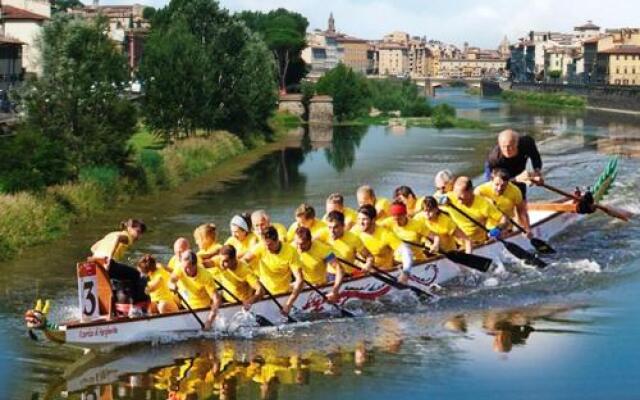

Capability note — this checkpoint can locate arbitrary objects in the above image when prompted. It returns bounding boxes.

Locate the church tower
[328,12,335,33]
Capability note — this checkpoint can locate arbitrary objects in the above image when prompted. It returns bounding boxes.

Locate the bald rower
[485,129,543,199]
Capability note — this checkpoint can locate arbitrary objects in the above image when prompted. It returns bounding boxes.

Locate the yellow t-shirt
[172,265,217,309]
[297,241,335,285]
[197,242,222,260]
[210,260,259,303]
[91,230,132,262]
[379,217,430,261]
[251,222,288,246]
[252,242,302,295]
[475,181,523,226]
[353,225,402,270]
[322,230,365,274]
[375,197,391,219]
[224,232,258,256]
[147,264,174,303]
[446,193,503,243]
[322,207,358,228]
[286,219,327,242]
[414,212,459,252]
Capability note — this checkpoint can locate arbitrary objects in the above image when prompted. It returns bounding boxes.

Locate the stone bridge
[413,77,482,96]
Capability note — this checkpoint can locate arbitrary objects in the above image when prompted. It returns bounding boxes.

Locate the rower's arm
[285,267,304,312]
[516,202,532,235]
[330,260,344,298]
[205,291,221,330]
[453,228,473,253]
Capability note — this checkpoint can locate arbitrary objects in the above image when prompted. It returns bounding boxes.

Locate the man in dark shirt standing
[485,129,543,198]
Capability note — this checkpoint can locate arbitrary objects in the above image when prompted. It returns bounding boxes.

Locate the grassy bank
[501,90,586,108]
[0,113,301,262]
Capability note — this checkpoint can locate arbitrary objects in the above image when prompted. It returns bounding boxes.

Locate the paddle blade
[501,240,548,269]
[27,329,38,341]
[254,314,274,327]
[444,251,493,272]
[530,238,556,254]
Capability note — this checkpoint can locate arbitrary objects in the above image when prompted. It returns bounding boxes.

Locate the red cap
[390,203,407,216]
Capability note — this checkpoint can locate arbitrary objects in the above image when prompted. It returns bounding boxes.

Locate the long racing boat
[24,159,623,349]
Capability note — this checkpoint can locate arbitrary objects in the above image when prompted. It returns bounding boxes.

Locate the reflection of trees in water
[323,126,368,172]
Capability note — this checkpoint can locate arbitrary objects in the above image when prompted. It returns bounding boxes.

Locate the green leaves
[140,0,278,139]
[316,64,371,121]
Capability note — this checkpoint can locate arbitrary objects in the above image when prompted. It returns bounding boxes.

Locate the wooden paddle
[172,289,206,330]
[446,202,547,269]
[337,257,433,299]
[303,279,356,318]
[485,200,556,255]
[258,281,298,323]
[537,182,632,222]
[212,278,274,327]
[402,239,493,272]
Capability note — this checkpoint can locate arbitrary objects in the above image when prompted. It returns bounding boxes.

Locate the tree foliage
[51,0,83,14]
[237,8,308,91]
[367,78,431,116]
[315,63,370,121]
[140,0,278,139]
[3,15,137,191]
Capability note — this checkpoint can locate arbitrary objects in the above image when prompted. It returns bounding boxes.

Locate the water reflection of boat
[597,137,640,158]
[52,340,371,400]
[25,162,619,348]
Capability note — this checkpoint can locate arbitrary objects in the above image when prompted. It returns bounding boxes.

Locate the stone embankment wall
[511,82,640,112]
[278,94,334,124]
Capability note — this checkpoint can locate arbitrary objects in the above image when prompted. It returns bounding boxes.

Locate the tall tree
[141,0,277,138]
[238,8,308,92]
[315,63,370,121]
[19,15,136,179]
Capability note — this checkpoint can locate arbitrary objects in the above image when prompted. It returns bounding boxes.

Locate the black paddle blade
[502,240,548,269]
[339,307,356,318]
[444,250,493,272]
[530,238,556,255]
[27,329,38,341]
[254,314,274,327]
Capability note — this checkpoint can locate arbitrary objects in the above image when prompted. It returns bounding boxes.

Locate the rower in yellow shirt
[243,226,304,316]
[414,196,472,253]
[393,186,423,217]
[356,185,391,221]
[379,201,431,262]
[475,168,532,238]
[286,203,327,242]
[322,193,358,230]
[211,245,260,307]
[170,250,220,330]
[166,237,191,272]
[292,226,343,303]
[249,209,287,246]
[353,204,414,284]
[319,211,374,276]
[224,214,257,259]
[137,254,179,314]
[443,176,509,243]
[194,223,222,261]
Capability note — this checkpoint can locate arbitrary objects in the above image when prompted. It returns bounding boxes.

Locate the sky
[95,0,640,48]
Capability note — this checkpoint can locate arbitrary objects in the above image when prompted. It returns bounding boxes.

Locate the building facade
[0,1,49,76]
[599,46,640,85]
[0,36,23,90]
[439,58,506,79]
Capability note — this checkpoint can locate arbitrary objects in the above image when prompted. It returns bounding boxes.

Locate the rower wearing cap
[379,201,431,262]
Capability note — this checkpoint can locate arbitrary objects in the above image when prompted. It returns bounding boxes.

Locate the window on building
[625,68,628,74]
[616,55,619,60]
[616,68,620,74]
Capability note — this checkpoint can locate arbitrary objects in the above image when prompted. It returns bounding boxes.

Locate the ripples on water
[4,89,640,399]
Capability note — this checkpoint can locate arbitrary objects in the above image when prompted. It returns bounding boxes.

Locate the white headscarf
[230,215,249,232]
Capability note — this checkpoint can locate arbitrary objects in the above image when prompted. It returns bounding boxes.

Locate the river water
[1,88,639,399]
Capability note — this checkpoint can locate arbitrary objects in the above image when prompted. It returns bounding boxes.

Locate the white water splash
[563,259,603,273]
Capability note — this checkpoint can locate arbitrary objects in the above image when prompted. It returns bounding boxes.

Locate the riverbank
[0,113,301,262]
[501,89,586,108]
[340,115,491,130]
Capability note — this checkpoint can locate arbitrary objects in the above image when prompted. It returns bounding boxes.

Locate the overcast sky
[95,0,639,48]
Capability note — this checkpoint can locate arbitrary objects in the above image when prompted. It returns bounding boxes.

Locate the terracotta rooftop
[1,5,48,20]
[599,45,640,55]
[575,21,600,31]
